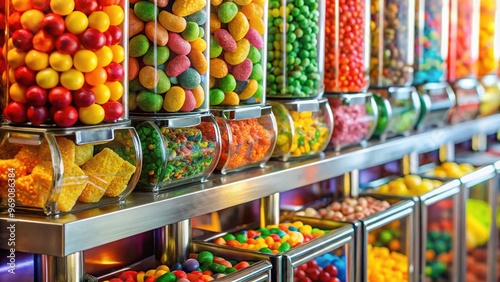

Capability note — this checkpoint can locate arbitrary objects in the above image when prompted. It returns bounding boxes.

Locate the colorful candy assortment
[209,0,266,106]
[104,251,254,282]
[215,117,274,173]
[413,0,447,85]
[448,0,477,81]
[425,226,454,280]
[128,0,209,114]
[370,0,413,87]
[4,0,126,126]
[213,222,328,253]
[294,256,344,282]
[324,0,367,93]
[373,91,419,137]
[327,95,376,151]
[134,119,218,190]
[477,0,497,77]
[367,245,409,281]
[368,221,403,253]
[266,0,324,98]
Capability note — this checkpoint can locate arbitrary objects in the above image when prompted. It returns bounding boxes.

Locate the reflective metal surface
[260,193,280,227]
[41,252,84,282]
[0,115,499,256]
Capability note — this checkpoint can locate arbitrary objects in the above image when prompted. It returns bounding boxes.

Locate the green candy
[130,78,145,92]
[218,2,238,23]
[197,251,214,264]
[182,22,200,42]
[129,35,150,57]
[185,10,208,25]
[235,234,247,243]
[220,74,237,93]
[210,263,226,273]
[249,63,263,80]
[136,91,163,112]
[209,89,225,105]
[178,68,200,89]
[198,27,205,38]
[152,70,170,94]
[247,46,261,63]
[222,233,236,241]
[156,272,176,282]
[259,247,272,254]
[143,46,170,66]
[225,267,237,274]
[210,36,223,58]
[278,242,291,252]
[133,1,158,22]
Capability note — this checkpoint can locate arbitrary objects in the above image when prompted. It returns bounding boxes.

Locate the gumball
[20,9,44,33]
[49,87,72,108]
[8,12,23,32]
[32,30,55,53]
[73,88,96,107]
[32,0,51,11]
[11,29,33,51]
[7,49,27,69]
[74,50,98,72]
[65,11,89,34]
[102,100,124,121]
[109,44,125,63]
[101,5,124,25]
[105,25,122,45]
[36,68,59,89]
[81,28,106,51]
[94,46,113,67]
[25,86,47,106]
[74,0,99,15]
[14,66,36,86]
[105,81,123,100]
[41,13,65,37]
[60,69,85,90]
[53,106,79,127]
[49,51,73,72]
[91,84,111,104]
[78,104,105,125]
[88,11,110,32]
[9,83,28,103]
[84,67,107,86]
[11,0,32,12]
[104,62,124,81]
[27,105,49,125]
[4,102,28,123]
[50,0,75,16]
[55,33,80,55]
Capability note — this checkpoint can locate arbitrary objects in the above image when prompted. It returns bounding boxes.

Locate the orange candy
[85,67,107,86]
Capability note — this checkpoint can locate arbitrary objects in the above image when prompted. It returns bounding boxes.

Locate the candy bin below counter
[0,124,141,215]
[270,99,333,161]
[325,93,378,152]
[211,106,276,174]
[363,175,462,281]
[414,82,456,131]
[294,196,416,281]
[4,0,129,127]
[479,75,500,117]
[198,216,355,282]
[371,87,421,141]
[131,114,221,193]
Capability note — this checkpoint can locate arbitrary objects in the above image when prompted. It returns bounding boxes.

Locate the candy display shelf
[1,114,500,257]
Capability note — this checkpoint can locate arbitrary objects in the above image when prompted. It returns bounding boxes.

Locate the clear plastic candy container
[477,0,499,77]
[373,87,421,139]
[4,0,129,127]
[266,0,325,98]
[0,125,141,215]
[448,78,482,124]
[208,0,267,107]
[370,0,415,87]
[413,0,450,85]
[414,82,455,130]
[270,99,333,161]
[479,75,500,116]
[132,114,221,192]
[324,0,369,93]
[212,106,276,174]
[128,0,210,115]
[447,0,479,81]
[326,93,378,151]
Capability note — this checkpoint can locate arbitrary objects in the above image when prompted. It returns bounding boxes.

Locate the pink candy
[167,32,191,55]
[231,58,253,81]
[214,29,237,52]
[330,104,371,147]
[166,55,190,77]
[245,28,263,49]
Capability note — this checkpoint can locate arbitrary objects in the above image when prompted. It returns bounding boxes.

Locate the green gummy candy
[129,35,150,57]
[136,91,163,112]
[182,22,200,42]
[178,68,201,89]
[198,26,205,38]
[220,74,236,93]
[152,70,171,94]
[133,1,158,22]
[247,46,261,63]
[249,63,263,80]
[210,36,223,58]
[218,2,238,23]
[143,46,170,66]
[209,89,225,105]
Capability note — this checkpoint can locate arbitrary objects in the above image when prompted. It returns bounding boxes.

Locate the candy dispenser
[270,99,333,161]
[414,82,455,131]
[266,0,326,98]
[131,114,221,193]
[479,75,500,117]
[0,125,141,215]
[128,0,209,115]
[324,0,369,94]
[325,93,378,151]
[372,87,421,140]
[3,0,129,127]
[198,216,355,282]
[363,175,462,281]
[447,78,482,124]
[209,0,268,107]
[477,0,499,78]
[369,0,415,87]
[211,106,276,174]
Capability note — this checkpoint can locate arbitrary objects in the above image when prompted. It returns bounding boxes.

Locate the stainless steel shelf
[1,114,500,256]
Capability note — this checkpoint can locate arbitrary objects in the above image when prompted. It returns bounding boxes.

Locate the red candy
[231,58,253,81]
[214,29,237,52]
[324,0,367,93]
[167,32,191,55]
[244,28,263,49]
[166,55,191,77]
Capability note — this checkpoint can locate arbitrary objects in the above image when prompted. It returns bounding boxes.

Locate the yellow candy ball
[11,0,32,12]
[36,68,59,89]
[110,44,125,63]
[60,69,85,90]
[65,11,89,34]
[102,5,124,26]
[73,50,98,73]
[91,84,111,104]
[7,49,27,69]
[49,51,73,72]
[20,9,44,33]
[25,50,49,71]
[105,81,124,101]
[95,46,113,68]
[79,104,105,125]
[50,0,75,16]
[9,83,27,103]
[88,11,110,32]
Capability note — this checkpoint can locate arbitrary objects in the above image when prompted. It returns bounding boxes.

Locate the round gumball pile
[294,258,343,282]
[373,175,443,196]
[324,0,367,93]
[367,245,409,281]
[266,0,323,98]
[209,0,266,106]
[213,222,328,253]
[296,197,390,222]
[128,0,208,114]
[104,251,253,282]
[4,0,126,127]
[430,161,474,178]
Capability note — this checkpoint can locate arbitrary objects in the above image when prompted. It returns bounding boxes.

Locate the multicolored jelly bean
[447,0,479,81]
[209,0,266,106]
[370,0,414,87]
[477,0,498,77]
[324,0,368,93]
[413,0,449,85]
[128,0,209,114]
[266,0,325,98]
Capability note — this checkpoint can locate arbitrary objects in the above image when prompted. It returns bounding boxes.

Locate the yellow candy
[74,50,98,73]
[12,0,32,12]
[106,81,124,101]
[65,11,88,34]
[9,83,27,103]
[238,79,258,100]
[79,104,105,125]
[110,44,125,63]
[60,69,85,90]
[7,49,27,69]
[163,86,186,112]
[220,91,239,106]
[95,46,113,68]
[102,5,124,26]
[20,9,44,33]
[172,0,207,17]
[228,12,249,41]
[36,68,59,89]
[25,50,49,71]
[91,84,111,104]
[50,0,75,16]
[49,51,73,72]
[224,39,250,65]
[88,11,110,32]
